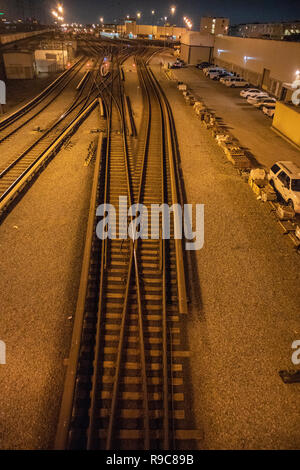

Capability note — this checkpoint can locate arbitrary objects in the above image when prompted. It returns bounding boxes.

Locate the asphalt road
[169,65,300,169]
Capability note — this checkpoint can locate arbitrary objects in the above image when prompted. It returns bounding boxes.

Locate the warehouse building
[212,35,300,148]
[229,21,300,40]
[213,35,300,99]
[180,31,214,65]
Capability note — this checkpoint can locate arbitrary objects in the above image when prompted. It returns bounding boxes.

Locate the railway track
[0,51,109,219]
[0,58,85,143]
[55,51,199,450]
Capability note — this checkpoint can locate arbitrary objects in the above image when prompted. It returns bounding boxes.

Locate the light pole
[136,12,141,38]
[170,6,176,39]
[51,5,65,70]
[151,10,155,37]
[164,17,168,48]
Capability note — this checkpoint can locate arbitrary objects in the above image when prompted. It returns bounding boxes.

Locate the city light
[100,17,104,23]
[137,12,141,19]
[184,16,192,29]
[171,6,176,15]
[52,4,64,23]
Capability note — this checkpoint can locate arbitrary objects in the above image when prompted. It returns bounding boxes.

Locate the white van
[224,77,249,88]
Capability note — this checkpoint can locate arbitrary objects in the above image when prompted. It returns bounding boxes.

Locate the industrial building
[34,39,76,73]
[213,35,300,99]
[116,18,186,40]
[230,21,300,40]
[200,16,229,35]
[180,31,214,65]
[211,35,300,148]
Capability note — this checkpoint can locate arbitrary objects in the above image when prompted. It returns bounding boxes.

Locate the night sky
[59,0,300,26]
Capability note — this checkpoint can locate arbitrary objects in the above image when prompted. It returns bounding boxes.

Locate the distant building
[117,18,185,40]
[230,21,300,40]
[200,17,229,35]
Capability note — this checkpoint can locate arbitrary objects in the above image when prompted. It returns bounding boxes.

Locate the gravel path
[0,109,99,449]
[149,54,300,450]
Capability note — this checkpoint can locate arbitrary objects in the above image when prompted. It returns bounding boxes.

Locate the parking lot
[170,66,300,169]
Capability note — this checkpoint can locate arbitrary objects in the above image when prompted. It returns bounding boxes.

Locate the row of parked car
[197,62,249,87]
[240,88,277,117]
[196,62,277,118]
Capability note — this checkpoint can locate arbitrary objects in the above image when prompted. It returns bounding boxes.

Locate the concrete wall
[213,35,300,96]
[0,30,52,45]
[272,102,300,148]
[3,51,35,79]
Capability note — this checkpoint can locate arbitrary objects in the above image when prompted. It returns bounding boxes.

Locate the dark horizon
[58,0,300,27]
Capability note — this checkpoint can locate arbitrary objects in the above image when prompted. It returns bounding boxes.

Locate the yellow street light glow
[152,10,155,15]
[52,10,58,18]
[137,12,141,18]
[171,6,176,15]
[58,4,63,14]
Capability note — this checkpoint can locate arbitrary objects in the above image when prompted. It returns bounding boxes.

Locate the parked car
[268,161,300,213]
[240,88,262,98]
[196,61,211,69]
[204,67,224,76]
[253,97,277,108]
[206,68,227,79]
[247,92,270,104]
[219,75,236,84]
[170,61,184,69]
[224,77,249,87]
[262,104,276,117]
[215,71,234,81]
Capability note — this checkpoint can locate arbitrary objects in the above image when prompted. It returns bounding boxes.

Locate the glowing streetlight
[100,17,103,23]
[58,4,63,14]
[137,12,141,19]
[151,10,155,15]
[171,6,176,15]
[52,10,58,18]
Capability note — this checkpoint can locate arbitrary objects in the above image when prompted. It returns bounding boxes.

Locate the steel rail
[0,55,107,213]
[0,59,87,144]
[0,57,84,131]
[135,57,170,449]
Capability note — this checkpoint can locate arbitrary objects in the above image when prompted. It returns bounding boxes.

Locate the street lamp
[136,12,141,37]
[151,10,155,37]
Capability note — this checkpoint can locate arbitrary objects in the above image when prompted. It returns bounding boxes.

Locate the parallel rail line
[0,53,105,218]
[55,50,199,450]
[0,57,84,141]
